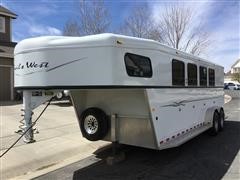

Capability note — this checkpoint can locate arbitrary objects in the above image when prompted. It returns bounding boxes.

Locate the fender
[204,106,221,124]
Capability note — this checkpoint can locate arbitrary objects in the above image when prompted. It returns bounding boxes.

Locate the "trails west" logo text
[15,61,49,70]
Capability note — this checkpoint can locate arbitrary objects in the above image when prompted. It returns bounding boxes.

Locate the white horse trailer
[14,34,225,150]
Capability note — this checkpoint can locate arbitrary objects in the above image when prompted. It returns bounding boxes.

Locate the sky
[0,0,239,72]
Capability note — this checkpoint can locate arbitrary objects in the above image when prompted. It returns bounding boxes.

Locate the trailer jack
[20,90,55,143]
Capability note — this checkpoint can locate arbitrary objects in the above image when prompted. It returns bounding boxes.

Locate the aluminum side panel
[71,89,157,149]
[146,88,224,148]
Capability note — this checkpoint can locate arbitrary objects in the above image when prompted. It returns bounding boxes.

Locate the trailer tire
[219,109,225,131]
[209,111,219,136]
[80,107,108,141]
[56,92,63,100]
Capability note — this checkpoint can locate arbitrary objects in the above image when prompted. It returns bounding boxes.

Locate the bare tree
[63,0,111,36]
[63,2,210,55]
[159,5,211,55]
[120,4,162,41]
[63,20,80,36]
[78,0,110,35]
[188,31,211,55]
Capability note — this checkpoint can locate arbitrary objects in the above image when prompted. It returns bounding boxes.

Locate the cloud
[7,1,63,41]
[13,17,62,41]
[29,25,61,36]
[13,21,62,41]
[205,2,240,71]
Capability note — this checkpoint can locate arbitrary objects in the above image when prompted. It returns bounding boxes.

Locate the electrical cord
[0,97,54,158]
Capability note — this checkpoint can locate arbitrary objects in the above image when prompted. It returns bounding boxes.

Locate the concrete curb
[224,90,240,99]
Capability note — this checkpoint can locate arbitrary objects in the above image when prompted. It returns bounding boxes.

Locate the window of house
[0,16,5,33]
[187,63,197,86]
[124,53,152,78]
[209,68,215,86]
[200,66,207,86]
[172,59,185,86]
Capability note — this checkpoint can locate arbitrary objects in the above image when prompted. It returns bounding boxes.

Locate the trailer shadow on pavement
[71,121,240,180]
[34,99,240,180]
[36,121,240,180]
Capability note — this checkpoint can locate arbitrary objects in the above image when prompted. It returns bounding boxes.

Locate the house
[224,58,240,83]
[231,59,240,74]
[224,71,232,83]
[0,5,17,101]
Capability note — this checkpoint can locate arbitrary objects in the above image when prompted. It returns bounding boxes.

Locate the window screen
[200,66,207,86]
[124,53,152,78]
[209,68,215,86]
[187,63,197,86]
[172,59,185,86]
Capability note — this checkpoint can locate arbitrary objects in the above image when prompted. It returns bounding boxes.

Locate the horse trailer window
[187,63,197,86]
[172,59,185,86]
[209,68,215,86]
[200,66,207,86]
[124,53,152,78]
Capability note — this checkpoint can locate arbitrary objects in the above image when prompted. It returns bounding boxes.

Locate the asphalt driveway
[35,99,240,180]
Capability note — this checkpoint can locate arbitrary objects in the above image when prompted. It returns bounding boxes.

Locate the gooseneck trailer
[14,33,225,150]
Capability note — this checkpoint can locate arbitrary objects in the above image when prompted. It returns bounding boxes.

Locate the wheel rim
[84,115,98,134]
[56,92,63,99]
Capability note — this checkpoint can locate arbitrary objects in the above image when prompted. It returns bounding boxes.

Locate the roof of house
[0,5,17,19]
[231,59,240,68]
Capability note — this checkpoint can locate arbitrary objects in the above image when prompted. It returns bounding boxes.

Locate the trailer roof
[14,33,222,68]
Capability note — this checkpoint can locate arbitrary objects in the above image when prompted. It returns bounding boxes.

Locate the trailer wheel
[219,109,225,131]
[56,92,63,100]
[209,111,219,136]
[80,107,108,141]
